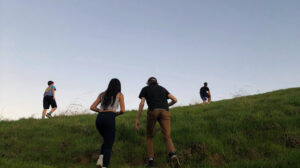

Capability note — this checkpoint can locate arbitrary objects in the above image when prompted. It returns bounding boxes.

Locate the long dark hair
[102,78,121,108]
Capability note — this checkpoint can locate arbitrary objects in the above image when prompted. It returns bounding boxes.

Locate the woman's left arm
[116,93,125,116]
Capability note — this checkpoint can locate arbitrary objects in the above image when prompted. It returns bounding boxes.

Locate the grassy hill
[1,88,300,168]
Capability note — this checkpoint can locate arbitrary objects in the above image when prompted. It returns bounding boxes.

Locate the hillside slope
[1,88,300,168]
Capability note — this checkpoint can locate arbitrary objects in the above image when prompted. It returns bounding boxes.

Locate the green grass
[1,88,300,168]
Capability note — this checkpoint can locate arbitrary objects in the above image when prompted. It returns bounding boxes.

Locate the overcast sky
[1,0,300,120]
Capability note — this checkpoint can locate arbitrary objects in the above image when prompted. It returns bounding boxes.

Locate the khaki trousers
[146,109,176,158]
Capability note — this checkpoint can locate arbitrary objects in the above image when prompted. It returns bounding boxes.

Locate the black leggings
[96,112,116,167]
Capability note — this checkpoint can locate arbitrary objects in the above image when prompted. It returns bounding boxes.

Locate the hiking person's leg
[159,110,181,167]
[42,96,50,118]
[96,113,104,152]
[49,97,57,113]
[46,97,57,118]
[158,110,176,154]
[95,113,105,167]
[101,113,116,167]
[147,109,159,159]
[42,109,47,118]
[201,96,207,104]
[49,107,57,113]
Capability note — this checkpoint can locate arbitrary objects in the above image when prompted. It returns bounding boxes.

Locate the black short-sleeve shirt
[139,84,170,111]
[200,86,210,97]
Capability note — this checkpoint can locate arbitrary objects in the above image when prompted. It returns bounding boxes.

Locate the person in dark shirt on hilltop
[136,77,181,168]
[200,82,211,104]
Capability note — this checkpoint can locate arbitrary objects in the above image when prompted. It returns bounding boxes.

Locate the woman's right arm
[90,93,103,112]
[116,92,125,116]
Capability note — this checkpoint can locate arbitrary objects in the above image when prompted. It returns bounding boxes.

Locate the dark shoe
[146,160,155,168]
[46,113,52,118]
[169,155,181,168]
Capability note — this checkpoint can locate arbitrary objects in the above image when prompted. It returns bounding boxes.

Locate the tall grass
[0,88,300,168]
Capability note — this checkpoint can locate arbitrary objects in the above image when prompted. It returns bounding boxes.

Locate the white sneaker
[96,154,103,168]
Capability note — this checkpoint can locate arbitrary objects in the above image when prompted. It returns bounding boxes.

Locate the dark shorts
[43,96,57,109]
[201,94,210,101]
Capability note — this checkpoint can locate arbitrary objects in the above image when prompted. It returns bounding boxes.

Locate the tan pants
[147,109,176,158]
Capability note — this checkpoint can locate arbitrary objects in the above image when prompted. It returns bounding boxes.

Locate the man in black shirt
[136,77,181,168]
[200,82,211,104]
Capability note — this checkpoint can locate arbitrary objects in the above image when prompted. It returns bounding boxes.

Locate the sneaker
[96,155,103,168]
[146,160,155,168]
[169,155,181,168]
[46,113,52,118]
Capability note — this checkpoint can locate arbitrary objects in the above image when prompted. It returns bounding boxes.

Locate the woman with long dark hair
[90,78,125,168]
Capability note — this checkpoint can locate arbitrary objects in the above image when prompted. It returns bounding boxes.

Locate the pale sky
[1,0,300,120]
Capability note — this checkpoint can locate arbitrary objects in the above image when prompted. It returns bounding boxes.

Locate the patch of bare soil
[206,154,225,166]
[191,143,210,160]
[72,150,99,165]
[179,143,210,163]
[226,137,261,160]
[282,133,300,148]
[226,137,241,158]
[124,156,145,167]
